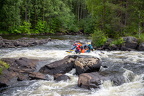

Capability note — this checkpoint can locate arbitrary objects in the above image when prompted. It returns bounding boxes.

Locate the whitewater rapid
[0,35,144,96]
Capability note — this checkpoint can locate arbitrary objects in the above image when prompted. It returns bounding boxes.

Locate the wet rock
[138,42,144,51]
[0,58,47,87]
[29,72,47,80]
[78,72,103,89]
[78,70,126,89]
[39,55,101,75]
[0,69,19,87]
[39,57,75,75]
[0,36,51,48]
[74,57,101,75]
[95,36,140,51]
[54,74,70,81]
[2,57,38,71]
[0,39,4,47]
[118,36,138,50]
[120,46,134,51]
[123,36,138,49]
[77,62,134,89]
[108,44,119,50]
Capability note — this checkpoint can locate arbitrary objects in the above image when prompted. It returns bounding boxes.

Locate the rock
[15,57,38,70]
[2,57,39,71]
[39,57,75,75]
[138,42,144,51]
[120,46,133,51]
[0,58,46,87]
[78,72,103,89]
[0,69,19,87]
[0,36,51,48]
[29,72,47,80]
[0,39,4,47]
[77,61,135,89]
[78,71,126,89]
[96,36,140,51]
[108,44,119,50]
[0,36,3,40]
[123,36,138,49]
[74,57,101,75]
[54,74,70,81]
[39,55,101,75]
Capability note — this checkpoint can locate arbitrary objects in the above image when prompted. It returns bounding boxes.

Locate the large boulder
[75,57,101,75]
[78,70,126,89]
[122,36,138,49]
[97,36,140,51]
[0,58,47,88]
[138,42,144,51]
[2,57,38,71]
[39,57,75,75]
[39,55,101,75]
[77,59,140,89]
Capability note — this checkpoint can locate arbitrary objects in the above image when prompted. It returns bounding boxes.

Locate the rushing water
[0,35,144,96]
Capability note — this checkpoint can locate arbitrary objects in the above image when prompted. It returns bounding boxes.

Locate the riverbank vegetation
[0,0,144,45]
[0,60,9,74]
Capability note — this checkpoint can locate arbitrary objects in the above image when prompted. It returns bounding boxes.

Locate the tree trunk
[138,13,141,38]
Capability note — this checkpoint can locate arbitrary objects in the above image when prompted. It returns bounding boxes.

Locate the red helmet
[73,43,78,46]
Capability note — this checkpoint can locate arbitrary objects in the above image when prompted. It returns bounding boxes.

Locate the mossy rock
[0,60,9,74]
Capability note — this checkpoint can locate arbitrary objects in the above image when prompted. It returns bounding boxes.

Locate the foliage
[14,21,31,34]
[91,30,107,47]
[0,0,78,34]
[110,37,125,46]
[0,31,9,35]
[86,0,144,38]
[0,0,144,38]
[0,60,9,74]
[134,33,144,43]
[78,16,95,34]
[0,0,21,33]
[35,20,47,34]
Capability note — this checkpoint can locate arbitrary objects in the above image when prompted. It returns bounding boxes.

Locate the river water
[0,35,144,96]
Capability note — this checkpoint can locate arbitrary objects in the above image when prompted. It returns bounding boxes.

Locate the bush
[91,30,107,47]
[0,31,9,35]
[78,17,95,34]
[134,33,144,43]
[110,37,125,46]
[0,60,9,74]
[12,21,31,35]
[35,20,46,34]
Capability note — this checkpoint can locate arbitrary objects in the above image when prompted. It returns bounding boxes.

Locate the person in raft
[70,42,94,54]
[84,42,94,53]
[71,42,82,54]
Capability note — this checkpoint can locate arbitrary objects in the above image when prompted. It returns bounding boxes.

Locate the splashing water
[0,35,144,96]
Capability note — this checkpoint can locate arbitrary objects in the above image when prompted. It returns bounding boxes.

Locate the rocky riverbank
[93,36,144,51]
[0,55,102,89]
[1,54,142,90]
[0,36,51,48]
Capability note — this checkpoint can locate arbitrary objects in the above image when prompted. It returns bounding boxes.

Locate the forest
[0,0,144,46]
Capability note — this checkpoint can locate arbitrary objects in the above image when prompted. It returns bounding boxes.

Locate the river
[0,35,144,96]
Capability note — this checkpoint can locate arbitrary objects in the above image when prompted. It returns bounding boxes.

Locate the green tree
[91,30,107,47]
[0,0,21,32]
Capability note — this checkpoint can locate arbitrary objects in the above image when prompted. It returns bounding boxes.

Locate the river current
[0,35,144,96]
